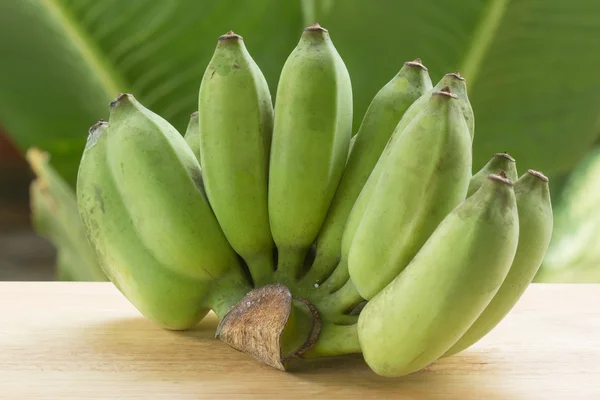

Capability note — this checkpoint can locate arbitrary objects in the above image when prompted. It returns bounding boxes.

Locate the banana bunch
[76,24,553,377]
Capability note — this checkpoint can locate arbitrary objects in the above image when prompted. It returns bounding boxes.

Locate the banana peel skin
[445,169,553,356]
[77,97,250,330]
[349,88,472,300]
[268,24,353,282]
[321,72,476,295]
[358,174,519,377]
[183,111,201,163]
[74,24,554,376]
[198,31,275,287]
[301,59,433,288]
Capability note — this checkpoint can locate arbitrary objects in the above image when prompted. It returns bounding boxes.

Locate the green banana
[393,71,474,142]
[77,95,250,329]
[348,88,472,300]
[183,111,201,163]
[468,152,518,197]
[445,169,553,356]
[69,26,558,375]
[269,23,352,281]
[322,72,475,293]
[358,174,519,377]
[199,31,275,286]
[317,177,373,294]
[182,112,204,192]
[301,59,432,287]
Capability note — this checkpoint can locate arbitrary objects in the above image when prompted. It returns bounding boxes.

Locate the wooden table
[1,283,599,399]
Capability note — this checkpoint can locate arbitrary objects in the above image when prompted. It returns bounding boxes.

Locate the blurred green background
[1,0,600,282]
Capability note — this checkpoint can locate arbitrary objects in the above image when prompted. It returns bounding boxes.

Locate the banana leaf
[0,0,303,186]
[2,1,600,183]
[536,144,600,282]
[310,0,600,176]
[2,0,600,281]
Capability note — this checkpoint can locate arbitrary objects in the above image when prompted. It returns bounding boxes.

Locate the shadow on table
[285,352,527,399]
[69,316,528,399]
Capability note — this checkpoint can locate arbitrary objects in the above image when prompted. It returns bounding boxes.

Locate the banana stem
[319,279,364,317]
[246,249,275,287]
[320,258,350,294]
[299,254,337,288]
[274,246,307,282]
[208,268,253,319]
[302,323,361,358]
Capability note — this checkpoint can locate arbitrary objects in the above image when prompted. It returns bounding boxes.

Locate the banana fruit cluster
[76,24,553,377]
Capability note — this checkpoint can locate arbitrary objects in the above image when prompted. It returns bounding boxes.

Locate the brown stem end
[305,23,328,32]
[494,152,516,162]
[219,31,243,41]
[445,71,466,81]
[488,172,514,185]
[434,86,458,99]
[404,58,428,71]
[527,169,549,182]
[215,284,321,371]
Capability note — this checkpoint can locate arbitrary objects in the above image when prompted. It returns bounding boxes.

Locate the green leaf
[0,0,303,185]
[536,144,600,283]
[310,0,600,177]
[26,148,107,281]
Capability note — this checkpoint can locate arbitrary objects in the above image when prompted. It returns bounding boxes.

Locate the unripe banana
[348,88,472,300]
[199,32,275,286]
[183,111,201,163]
[356,72,475,207]
[77,95,249,329]
[445,169,553,356]
[468,152,517,197]
[105,94,240,281]
[318,178,373,294]
[394,72,474,142]
[323,73,474,293]
[302,59,432,287]
[183,112,204,192]
[358,174,519,377]
[269,24,352,281]
[78,121,210,329]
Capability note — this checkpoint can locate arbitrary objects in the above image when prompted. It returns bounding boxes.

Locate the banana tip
[405,58,428,71]
[494,152,516,162]
[445,71,465,81]
[434,86,458,99]
[527,169,549,182]
[219,31,243,41]
[89,120,108,135]
[190,111,199,118]
[305,22,328,33]
[109,93,133,109]
[488,173,514,186]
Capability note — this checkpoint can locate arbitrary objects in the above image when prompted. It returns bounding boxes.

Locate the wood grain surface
[0,282,599,399]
